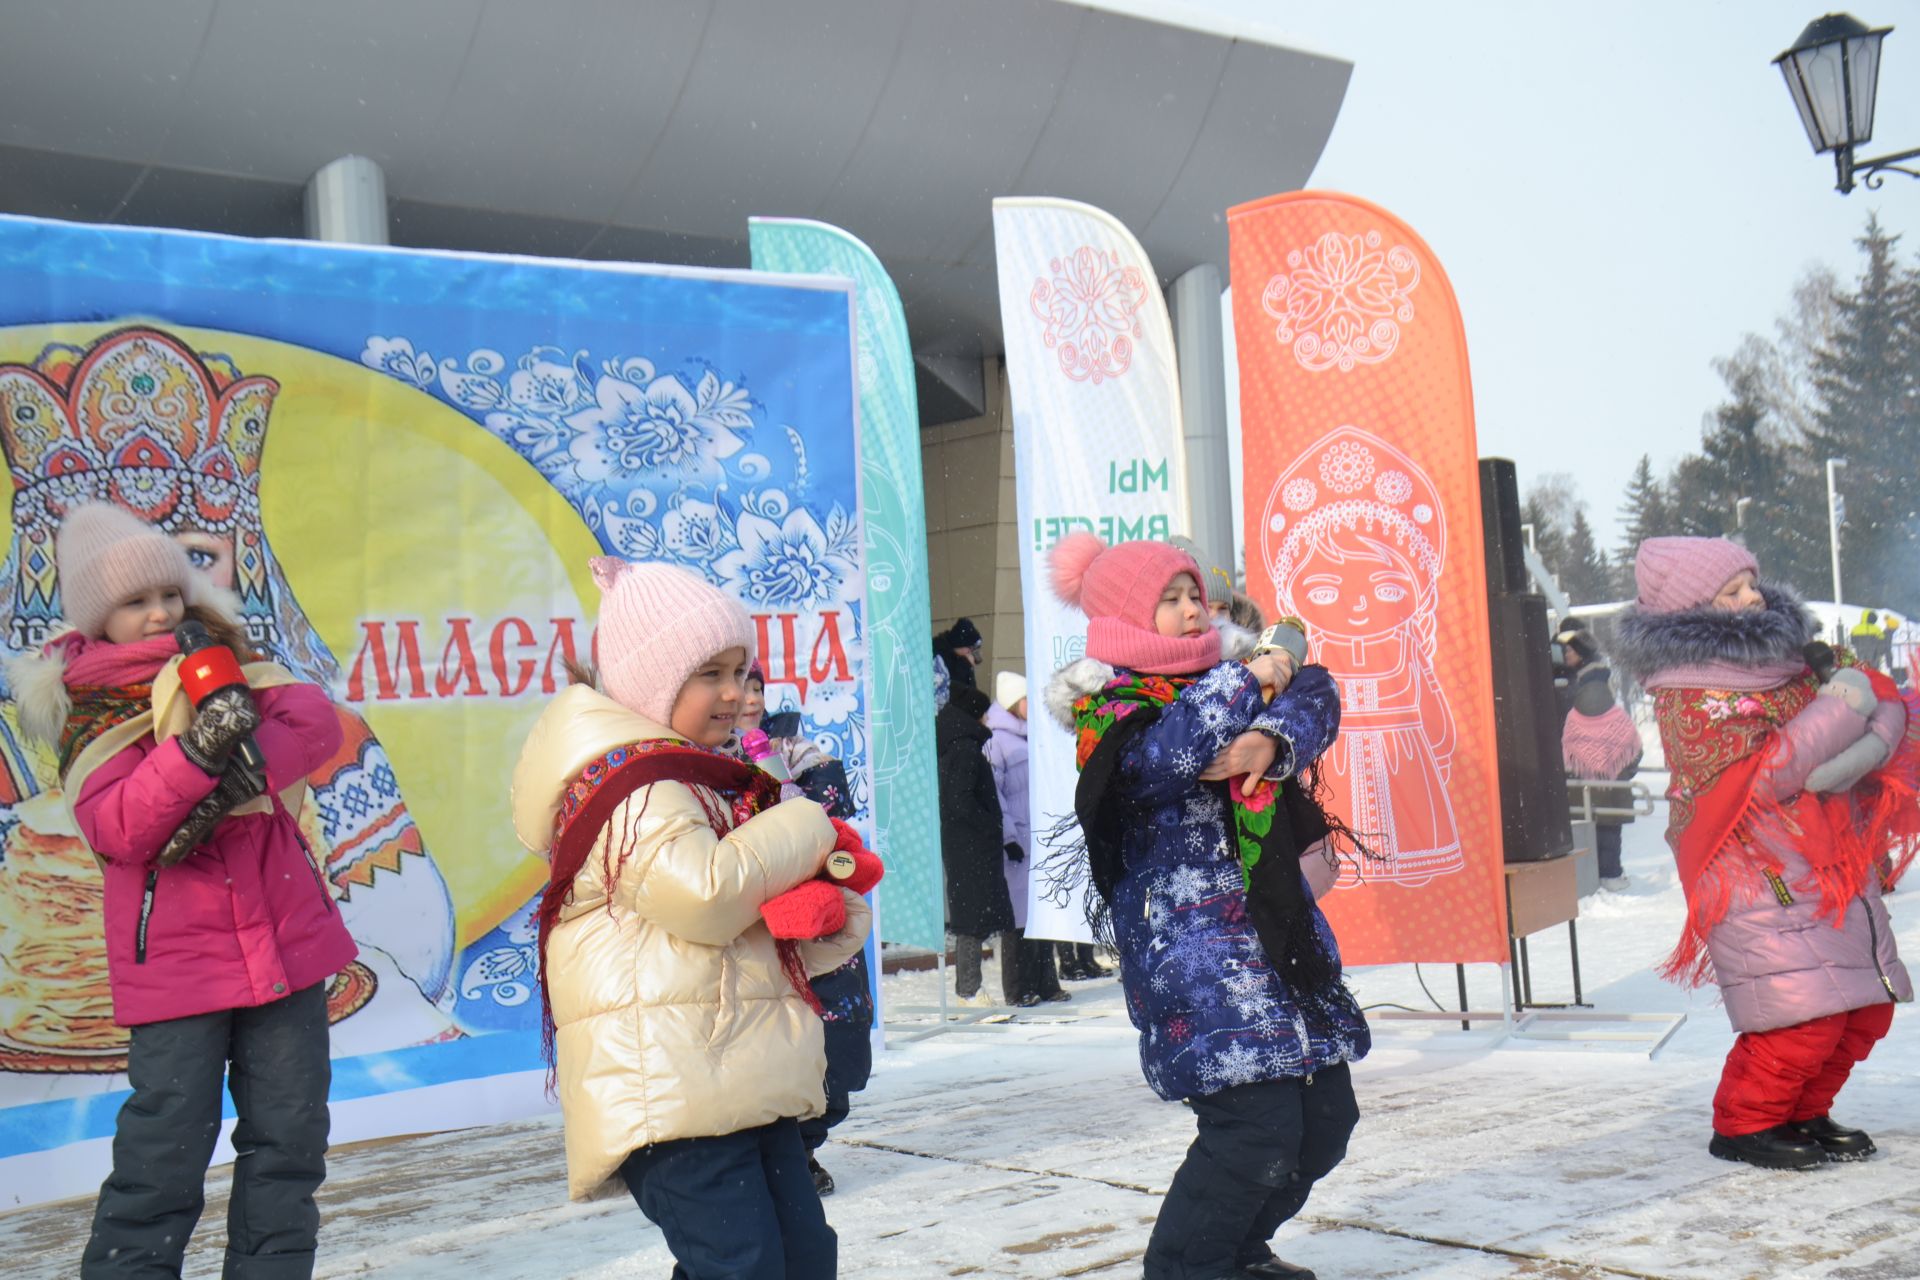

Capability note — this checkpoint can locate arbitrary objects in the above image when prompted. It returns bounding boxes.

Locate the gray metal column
[303,155,390,245]
[1168,264,1234,584]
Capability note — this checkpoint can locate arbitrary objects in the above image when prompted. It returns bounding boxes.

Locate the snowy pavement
[4,815,1917,1279]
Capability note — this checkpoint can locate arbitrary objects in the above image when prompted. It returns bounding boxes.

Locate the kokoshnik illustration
[0,325,457,1072]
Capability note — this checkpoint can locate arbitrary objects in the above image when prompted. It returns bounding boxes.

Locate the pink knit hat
[591,557,757,725]
[55,502,209,638]
[1633,536,1759,614]
[1049,533,1221,674]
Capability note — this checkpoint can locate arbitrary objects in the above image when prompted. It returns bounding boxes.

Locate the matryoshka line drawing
[1261,425,1463,888]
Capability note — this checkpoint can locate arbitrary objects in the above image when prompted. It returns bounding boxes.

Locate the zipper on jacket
[1862,898,1899,1000]
[1764,871,1794,907]
[278,795,337,916]
[297,834,336,914]
[135,871,158,964]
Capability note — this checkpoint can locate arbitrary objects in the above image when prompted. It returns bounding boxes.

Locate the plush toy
[759,817,884,939]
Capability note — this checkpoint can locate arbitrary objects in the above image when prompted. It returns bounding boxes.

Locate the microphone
[1251,617,1310,699]
[740,728,792,784]
[175,620,266,790]
[1804,641,1838,684]
[1252,618,1310,668]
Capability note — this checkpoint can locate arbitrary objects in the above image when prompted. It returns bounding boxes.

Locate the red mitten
[824,818,884,894]
[760,879,848,940]
[831,847,885,896]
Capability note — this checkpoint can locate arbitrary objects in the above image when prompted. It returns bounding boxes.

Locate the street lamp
[1774,13,1917,193]
[1827,457,1848,609]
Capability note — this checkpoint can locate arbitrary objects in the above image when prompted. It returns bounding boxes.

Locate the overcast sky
[1120,0,1920,552]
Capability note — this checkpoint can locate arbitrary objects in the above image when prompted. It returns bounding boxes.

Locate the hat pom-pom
[1048,532,1105,608]
[589,556,628,593]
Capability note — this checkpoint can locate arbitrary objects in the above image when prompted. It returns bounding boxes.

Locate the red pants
[1712,1003,1895,1136]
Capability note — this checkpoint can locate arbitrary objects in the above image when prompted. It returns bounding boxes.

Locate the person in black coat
[934,617,984,701]
[937,684,1017,1002]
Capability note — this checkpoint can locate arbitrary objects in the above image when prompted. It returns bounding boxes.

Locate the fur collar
[1611,582,1814,683]
[1213,616,1260,662]
[1043,657,1116,732]
[5,647,72,748]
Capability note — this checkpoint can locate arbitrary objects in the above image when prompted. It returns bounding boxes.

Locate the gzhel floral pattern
[1028,247,1148,384]
[1261,230,1421,373]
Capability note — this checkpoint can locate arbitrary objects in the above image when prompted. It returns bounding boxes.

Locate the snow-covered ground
[5,808,1916,1279]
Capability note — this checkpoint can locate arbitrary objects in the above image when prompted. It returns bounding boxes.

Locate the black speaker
[1478,458,1526,597]
[1488,592,1574,863]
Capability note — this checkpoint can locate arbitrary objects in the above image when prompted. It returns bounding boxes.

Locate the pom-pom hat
[55,502,210,639]
[1048,532,1221,675]
[1633,537,1759,614]
[590,557,756,725]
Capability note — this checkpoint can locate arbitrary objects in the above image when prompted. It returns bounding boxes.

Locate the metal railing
[1566,778,1657,822]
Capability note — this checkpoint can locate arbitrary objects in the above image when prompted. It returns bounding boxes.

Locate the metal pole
[303,155,390,246]
[1826,458,1847,608]
[1168,265,1234,584]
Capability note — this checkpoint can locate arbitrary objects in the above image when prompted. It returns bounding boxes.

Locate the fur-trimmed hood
[1611,582,1815,684]
[1042,615,1255,731]
[1044,656,1116,732]
[5,644,73,748]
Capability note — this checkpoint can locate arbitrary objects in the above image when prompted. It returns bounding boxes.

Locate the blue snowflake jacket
[1045,657,1369,1101]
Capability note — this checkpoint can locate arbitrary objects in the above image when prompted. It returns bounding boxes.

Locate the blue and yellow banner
[0,215,861,1205]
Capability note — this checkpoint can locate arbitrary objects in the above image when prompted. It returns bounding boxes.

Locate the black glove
[1004,841,1025,864]
[176,686,262,775]
[156,761,268,867]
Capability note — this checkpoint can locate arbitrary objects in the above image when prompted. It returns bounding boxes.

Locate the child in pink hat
[1041,532,1367,1280]
[7,502,353,1277]
[1614,536,1913,1171]
[510,557,876,1276]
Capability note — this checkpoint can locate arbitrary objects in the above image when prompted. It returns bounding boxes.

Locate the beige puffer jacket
[512,685,870,1201]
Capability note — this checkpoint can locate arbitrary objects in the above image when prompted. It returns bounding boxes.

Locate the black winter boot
[1708,1124,1827,1170]
[808,1156,836,1196]
[1787,1115,1876,1161]
[1240,1257,1318,1278]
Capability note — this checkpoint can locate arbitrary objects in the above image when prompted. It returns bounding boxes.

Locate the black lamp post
[1775,12,1918,192]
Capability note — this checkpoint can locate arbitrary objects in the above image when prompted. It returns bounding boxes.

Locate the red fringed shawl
[1655,665,1920,987]
[533,740,815,1080]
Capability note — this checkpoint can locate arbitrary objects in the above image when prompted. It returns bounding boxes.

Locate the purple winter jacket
[983,702,1029,931]
[1692,688,1911,1033]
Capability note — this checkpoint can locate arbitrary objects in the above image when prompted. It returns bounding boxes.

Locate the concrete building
[0,0,1350,672]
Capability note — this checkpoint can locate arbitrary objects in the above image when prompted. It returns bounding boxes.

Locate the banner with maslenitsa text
[0,214,863,1207]
[992,196,1192,943]
[1227,191,1508,967]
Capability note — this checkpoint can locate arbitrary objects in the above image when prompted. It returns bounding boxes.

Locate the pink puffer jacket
[73,682,357,1026]
[1708,691,1912,1033]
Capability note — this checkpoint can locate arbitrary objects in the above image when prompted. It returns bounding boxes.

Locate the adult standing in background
[984,671,1066,1006]
[934,618,984,703]
[1554,624,1642,891]
[937,685,1017,1004]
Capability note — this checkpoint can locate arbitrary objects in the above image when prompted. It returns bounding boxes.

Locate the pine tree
[1802,214,1920,608]
[1613,454,1669,593]
[1563,508,1613,603]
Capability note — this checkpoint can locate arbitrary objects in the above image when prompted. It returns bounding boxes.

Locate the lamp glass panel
[1780,52,1829,151]
[1846,32,1885,144]
[1790,41,1851,151]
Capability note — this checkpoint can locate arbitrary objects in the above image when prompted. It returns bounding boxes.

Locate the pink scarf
[52,632,181,688]
[1641,656,1806,693]
[1563,704,1641,780]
